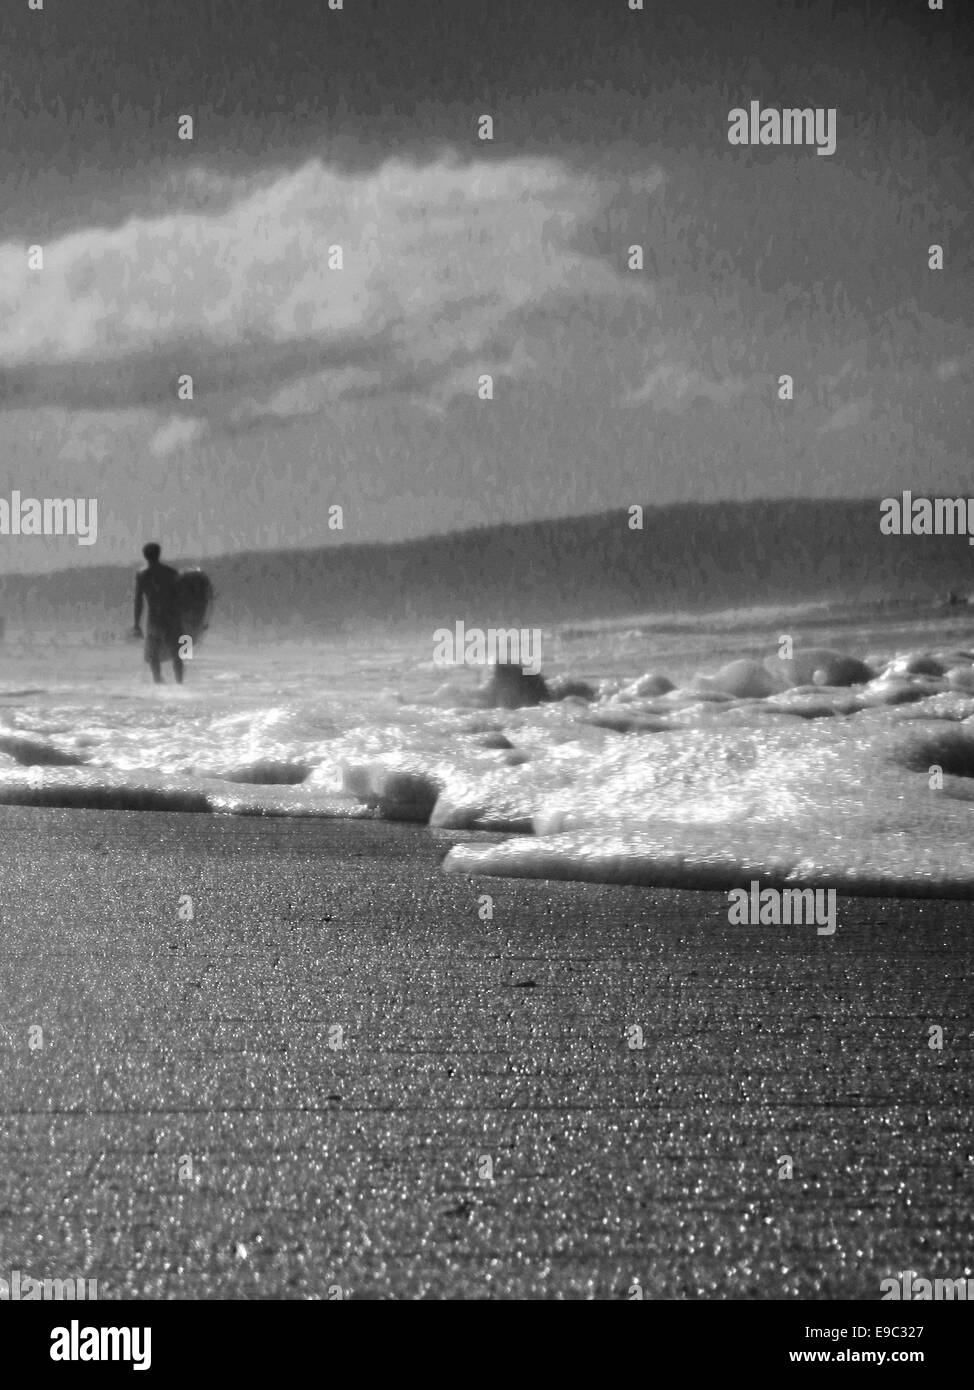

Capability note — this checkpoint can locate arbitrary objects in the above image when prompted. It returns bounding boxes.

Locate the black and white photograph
[0,0,971,1352]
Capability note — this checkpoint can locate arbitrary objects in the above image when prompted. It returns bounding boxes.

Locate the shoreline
[0,805,971,1298]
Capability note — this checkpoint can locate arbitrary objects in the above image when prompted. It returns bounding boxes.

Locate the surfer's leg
[165,624,184,684]
[144,630,164,683]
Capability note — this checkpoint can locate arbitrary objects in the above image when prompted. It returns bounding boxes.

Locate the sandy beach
[0,804,970,1299]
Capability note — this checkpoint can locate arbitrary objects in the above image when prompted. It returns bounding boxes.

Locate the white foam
[4,628,974,896]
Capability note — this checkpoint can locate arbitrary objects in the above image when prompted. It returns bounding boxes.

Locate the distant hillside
[1,498,971,635]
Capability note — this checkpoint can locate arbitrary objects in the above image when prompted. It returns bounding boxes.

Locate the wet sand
[0,805,971,1299]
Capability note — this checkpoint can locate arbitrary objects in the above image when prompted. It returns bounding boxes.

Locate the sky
[0,0,971,572]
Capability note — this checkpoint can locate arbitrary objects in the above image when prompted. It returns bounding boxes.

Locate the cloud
[148,416,207,458]
[0,155,653,436]
[621,357,747,411]
[817,397,870,434]
[419,341,536,417]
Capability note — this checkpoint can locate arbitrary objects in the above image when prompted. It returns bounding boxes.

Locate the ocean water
[3,599,974,898]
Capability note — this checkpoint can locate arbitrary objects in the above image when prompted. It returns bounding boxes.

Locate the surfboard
[176,568,214,644]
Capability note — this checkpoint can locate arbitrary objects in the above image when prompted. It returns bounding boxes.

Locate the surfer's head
[142,542,162,564]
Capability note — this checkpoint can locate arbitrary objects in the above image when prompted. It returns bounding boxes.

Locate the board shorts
[144,622,184,664]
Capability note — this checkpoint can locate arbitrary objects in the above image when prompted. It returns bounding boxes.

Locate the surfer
[132,543,184,685]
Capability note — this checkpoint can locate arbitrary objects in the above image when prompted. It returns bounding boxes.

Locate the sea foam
[3,624,974,897]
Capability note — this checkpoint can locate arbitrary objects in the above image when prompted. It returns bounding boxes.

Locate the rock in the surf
[769,648,874,689]
[479,662,551,709]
